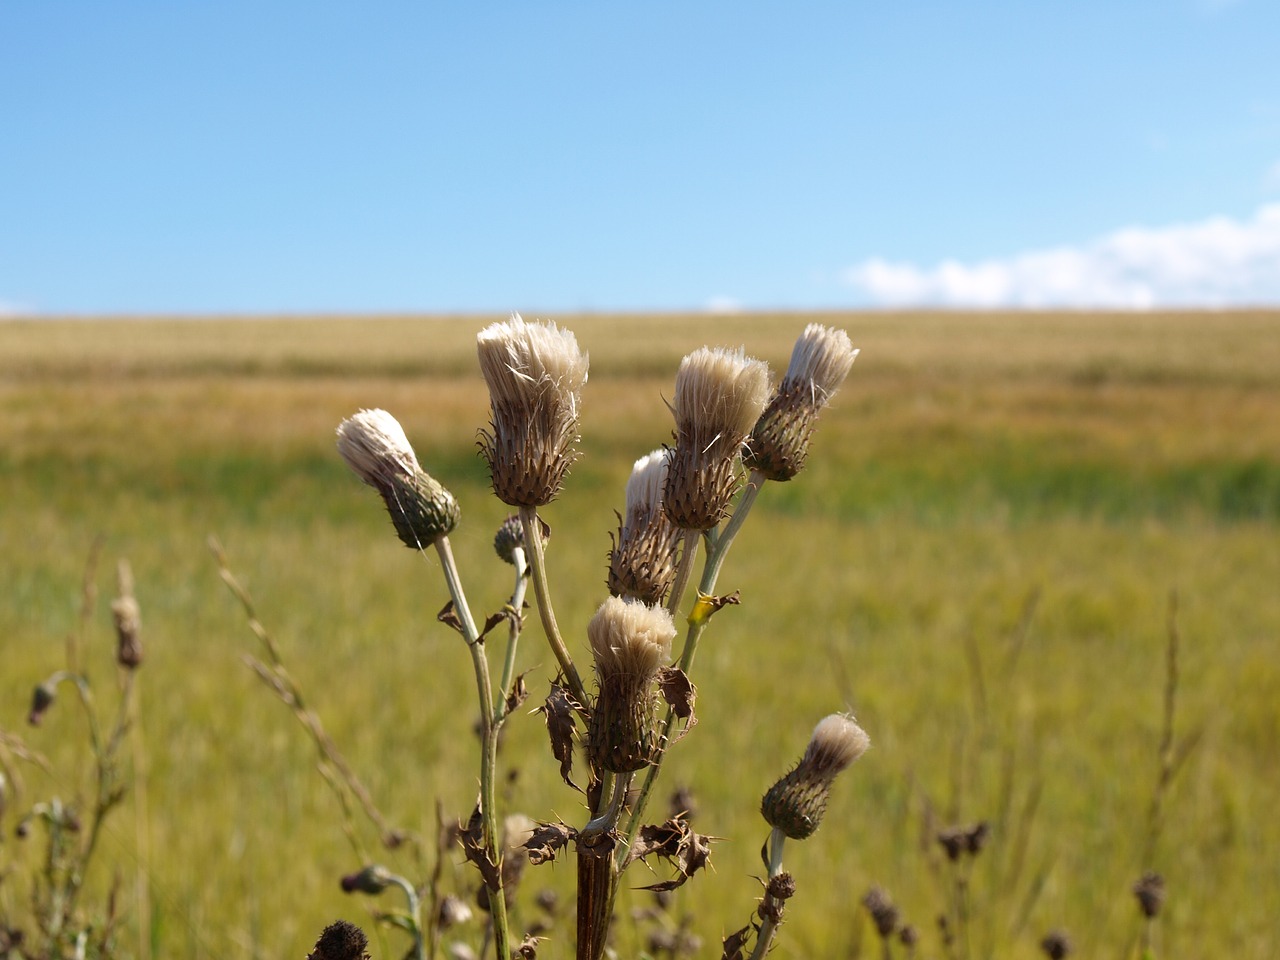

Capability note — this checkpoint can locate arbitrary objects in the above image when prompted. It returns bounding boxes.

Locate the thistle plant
[311,318,866,959]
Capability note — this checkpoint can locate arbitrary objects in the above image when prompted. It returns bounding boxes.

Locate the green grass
[1,311,1278,958]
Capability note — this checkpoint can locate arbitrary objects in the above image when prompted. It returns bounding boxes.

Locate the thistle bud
[746,324,858,481]
[337,409,460,549]
[1133,871,1166,919]
[861,885,899,939]
[112,559,143,669]
[608,450,682,605]
[761,713,869,839]
[493,513,548,566]
[1040,929,1072,960]
[28,680,58,726]
[664,347,770,530]
[340,864,393,896]
[477,315,589,506]
[586,597,677,773]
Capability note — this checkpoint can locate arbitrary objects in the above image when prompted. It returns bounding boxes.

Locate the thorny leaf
[721,924,753,960]
[625,815,715,891]
[687,590,741,627]
[505,672,531,717]
[479,611,506,640]
[535,682,583,792]
[458,805,501,890]
[437,601,465,636]
[524,820,577,866]
[656,666,697,742]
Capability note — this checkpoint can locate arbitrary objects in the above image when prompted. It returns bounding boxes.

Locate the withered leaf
[504,671,530,716]
[688,590,742,627]
[513,935,540,959]
[625,815,715,891]
[721,924,753,960]
[656,667,697,742]
[535,682,583,792]
[437,602,465,635]
[458,805,501,890]
[523,820,577,866]
[480,611,506,640]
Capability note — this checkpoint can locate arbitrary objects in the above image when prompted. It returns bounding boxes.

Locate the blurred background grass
[1,311,1277,958]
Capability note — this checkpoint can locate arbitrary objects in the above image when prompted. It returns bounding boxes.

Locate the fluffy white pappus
[783,324,859,407]
[801,713,871,780]
[624,449,670,525]
[336,408,420,488]
[476,313,589,412]
[587,596,677,678]
[673,346,771,440]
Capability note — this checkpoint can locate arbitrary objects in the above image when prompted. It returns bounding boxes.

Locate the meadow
[1,310,1278,959]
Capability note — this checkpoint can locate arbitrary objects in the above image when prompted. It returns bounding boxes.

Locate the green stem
[495,545,529,723]
[747,827,787,960]
[433,537,510,960]
[665,529,700,617]
[519,506,587,705]
[387,873,426,960]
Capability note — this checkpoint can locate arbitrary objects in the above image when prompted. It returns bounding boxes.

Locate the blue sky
[3,1,1279,315]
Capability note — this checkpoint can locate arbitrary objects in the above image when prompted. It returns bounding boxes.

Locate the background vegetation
[2,310,1277,958]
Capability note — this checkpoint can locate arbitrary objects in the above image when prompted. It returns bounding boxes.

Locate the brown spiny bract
[337,409,459,548]
[745,324,857,481]
[586,597,676,773]
[608,449,682,604]
[663,346,770,530]
[477,315,588,507]
[761,714,869,839]
[1133,871,1166,919]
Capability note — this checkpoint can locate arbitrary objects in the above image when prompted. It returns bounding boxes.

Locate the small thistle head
[664,347,770,530]
[746,324,858,481]
[337,410,460,549]
[340,864,393,896]
[608,450,681,604]
[861,885,900,939]
[306,920,371,960]
[1040,929,1072,960]
[586,596,677,773]
[493,513,547,566]
[477,314,589,506]
[761,713,869,839]
[1133,871,1166,919]
[28,679,58,726]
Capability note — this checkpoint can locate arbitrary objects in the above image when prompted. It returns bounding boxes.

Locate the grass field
[2,310,1278,959]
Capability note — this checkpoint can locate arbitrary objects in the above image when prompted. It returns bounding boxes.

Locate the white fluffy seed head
[624,449,669,531]
[801,713,871,780]
[672,346,771,442]
[336,409,420,488]
[782,324,859,408]
[476,313,589,414]
[587,596,677,680]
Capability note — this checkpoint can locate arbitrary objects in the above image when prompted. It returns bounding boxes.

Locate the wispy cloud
[704,295,743,315]
[843,204,1280,309]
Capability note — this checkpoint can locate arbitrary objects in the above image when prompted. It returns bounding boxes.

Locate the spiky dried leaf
[524,820,577,865]
[656,666,697,742]
[505,672,530,716]
[536,682,583,792]
[437,601,465,635]
[626,815,715,890]
[458,805,501,890]
[721,925,753,960]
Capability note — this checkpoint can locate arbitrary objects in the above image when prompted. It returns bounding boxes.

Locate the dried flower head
[608,450,682,604]
[493,513,548,566]
[306,920,371,960]
[861,885,900,939]
[1133,871,1166,919]
[761,713,869,839]
[477,315,589,506]
[340,864,393,896]
[664,346,770,530]
[746,324,858,481]
[337,409,460,549]
[1040,929,1072,960]
[28,679,58,726]
[112,559,143,669]
[586,596,677,773]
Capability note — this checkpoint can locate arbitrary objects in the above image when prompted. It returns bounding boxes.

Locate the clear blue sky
[3,1,1279,314]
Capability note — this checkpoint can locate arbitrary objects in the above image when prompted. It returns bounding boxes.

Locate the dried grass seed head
[664,346,770,529]
[477,314,589,506]
[746,324,858,481]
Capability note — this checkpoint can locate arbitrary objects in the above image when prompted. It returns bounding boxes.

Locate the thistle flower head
[761,713,869,839]
[664,346,770,530]
[586,596,677,773]
[337,409,460,548]
[608,450,681,604]
[1133,871,1166,919]
[112,558,142,670]
[746,324,858,481]
[477,314,589,506]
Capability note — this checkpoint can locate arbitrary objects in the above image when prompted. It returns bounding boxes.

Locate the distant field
[2,311,1278,959]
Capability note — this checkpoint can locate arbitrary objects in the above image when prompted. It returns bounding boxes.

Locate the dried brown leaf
[437,601,465,635]
[535,682,583,792]
[656,666,697,742]
[524,820,577,866]
[458,805,501,890]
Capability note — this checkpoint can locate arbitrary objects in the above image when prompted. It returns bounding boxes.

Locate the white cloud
[1265,161,1280,192]
[705,295,744,315]
[843,204,1280,309]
